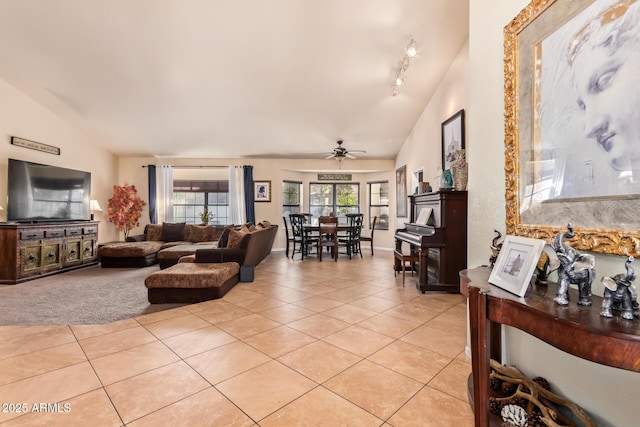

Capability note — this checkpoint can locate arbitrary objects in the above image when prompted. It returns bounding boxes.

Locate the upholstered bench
[157,243,218,269]
[144,262,240,303]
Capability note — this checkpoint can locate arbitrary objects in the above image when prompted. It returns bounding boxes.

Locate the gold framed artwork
[504,0,640,256]
[254,180,271,202]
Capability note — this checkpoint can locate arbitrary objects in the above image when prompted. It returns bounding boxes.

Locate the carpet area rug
[0,265,188,325]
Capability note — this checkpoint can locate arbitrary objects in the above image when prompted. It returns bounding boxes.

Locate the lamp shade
[90,200,103,212]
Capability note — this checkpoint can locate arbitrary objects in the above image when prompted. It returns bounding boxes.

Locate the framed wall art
[441,109,465,171]
[504,0,640,256]
[489,235,546,297]
[254,180,271,202]
[396,165,407,218]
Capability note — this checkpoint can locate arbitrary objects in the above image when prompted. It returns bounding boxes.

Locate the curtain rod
[141,165,229,169]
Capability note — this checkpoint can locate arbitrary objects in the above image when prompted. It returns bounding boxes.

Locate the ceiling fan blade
[345,153,357,159]
[325,154,336,160]
[348,150,367,154]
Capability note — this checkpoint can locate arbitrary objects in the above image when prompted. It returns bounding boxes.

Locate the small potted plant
[200,210,215,225]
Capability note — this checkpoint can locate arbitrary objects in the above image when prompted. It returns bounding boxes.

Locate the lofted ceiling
[0,0,469,161]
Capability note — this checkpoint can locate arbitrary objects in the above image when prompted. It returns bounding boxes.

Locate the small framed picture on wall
[396,165,407,218]
[254,180,271,202]
[441,109,465,171]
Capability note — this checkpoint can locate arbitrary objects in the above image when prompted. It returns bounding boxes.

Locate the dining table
[302,223,357,260]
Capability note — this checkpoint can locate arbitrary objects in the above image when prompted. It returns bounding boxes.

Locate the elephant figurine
[549,224,595,306]
[489,230,503,268]
[601,256,639,320]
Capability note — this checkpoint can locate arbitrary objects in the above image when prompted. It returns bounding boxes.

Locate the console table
[0,221,99,284]
[460,267,640,427]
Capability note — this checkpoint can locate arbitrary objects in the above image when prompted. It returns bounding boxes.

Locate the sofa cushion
[161,222,186,242]
[217,227,232,248]
[210,226,229,242]
[227,228,250,249]
[145,262,240,289]
[185,224,211,243]
[195,248,245,264]
[98,241,164,257]
[146,224,163,241]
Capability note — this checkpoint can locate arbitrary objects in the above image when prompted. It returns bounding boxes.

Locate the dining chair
[360,216,377,255]
[318,216,338,262]
[282,216,294,258]
[340,213,364,259]
[289,214,310,259]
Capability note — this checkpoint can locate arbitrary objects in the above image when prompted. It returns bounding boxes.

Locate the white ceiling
[0,0,469,161]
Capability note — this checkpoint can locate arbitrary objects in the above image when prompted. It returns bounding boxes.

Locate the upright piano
[394,190,467,293]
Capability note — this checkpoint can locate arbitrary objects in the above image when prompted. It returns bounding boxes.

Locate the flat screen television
[7,158,91,223]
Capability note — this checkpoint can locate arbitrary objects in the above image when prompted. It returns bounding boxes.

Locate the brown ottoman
[144,262,239,303]
[157,244,218,269]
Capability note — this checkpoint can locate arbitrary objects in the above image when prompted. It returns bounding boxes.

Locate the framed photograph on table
[489,235,546,297]
[504,0,640,257]
[254,180,271,202]
[396,165,407,218]
[441,109,465,171]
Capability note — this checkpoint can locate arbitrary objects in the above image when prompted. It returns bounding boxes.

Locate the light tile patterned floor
[0,252,474,426]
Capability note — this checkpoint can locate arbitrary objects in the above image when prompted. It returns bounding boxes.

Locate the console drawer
[46,229,65,238]
[66,228,82,237]
[20,230,44,240]
[83,226,98,235]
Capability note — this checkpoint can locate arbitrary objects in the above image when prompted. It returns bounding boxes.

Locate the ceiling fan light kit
[391,38,417,96]
[322,140,367,168]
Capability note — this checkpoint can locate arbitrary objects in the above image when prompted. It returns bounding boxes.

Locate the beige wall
[395,41,469,232]
[0,78,119,242]
[468,1,639,425]
[117,156,396,251]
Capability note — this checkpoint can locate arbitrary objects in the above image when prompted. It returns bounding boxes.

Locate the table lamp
[90,200,102,220]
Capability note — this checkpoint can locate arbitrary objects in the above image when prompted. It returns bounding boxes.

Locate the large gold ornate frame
[504,0,640,256]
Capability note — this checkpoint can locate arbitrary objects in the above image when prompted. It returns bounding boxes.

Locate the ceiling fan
[323,140,366,160]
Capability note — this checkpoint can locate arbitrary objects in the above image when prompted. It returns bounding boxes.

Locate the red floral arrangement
[107,184,146,239]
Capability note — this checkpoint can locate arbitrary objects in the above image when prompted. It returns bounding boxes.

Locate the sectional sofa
[97,223,231,268]
[144,222,278,303]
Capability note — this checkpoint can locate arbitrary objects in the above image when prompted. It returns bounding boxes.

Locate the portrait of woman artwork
[536,0,640,200]
[504,0,640,257]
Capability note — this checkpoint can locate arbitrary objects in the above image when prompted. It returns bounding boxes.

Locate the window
[309,182,359,222]
[173,180,229,224]
[282,181,302,216]
[368,181,389,230]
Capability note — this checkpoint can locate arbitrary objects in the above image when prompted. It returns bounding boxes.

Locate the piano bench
[393,250,419,286]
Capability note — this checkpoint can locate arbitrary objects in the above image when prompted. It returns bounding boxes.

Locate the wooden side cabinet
[460,267,640,427]
[0,221,99,284]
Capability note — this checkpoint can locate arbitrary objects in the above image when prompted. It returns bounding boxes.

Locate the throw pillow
[209,225,226,241]
[187,225,209,243]
[261,220,271,228]
[227,228,249,249]
[146,224,163,241]
[217,227,232,248]
[160,222,186,242]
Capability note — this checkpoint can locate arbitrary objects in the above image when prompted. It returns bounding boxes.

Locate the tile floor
[0,251,474,426]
